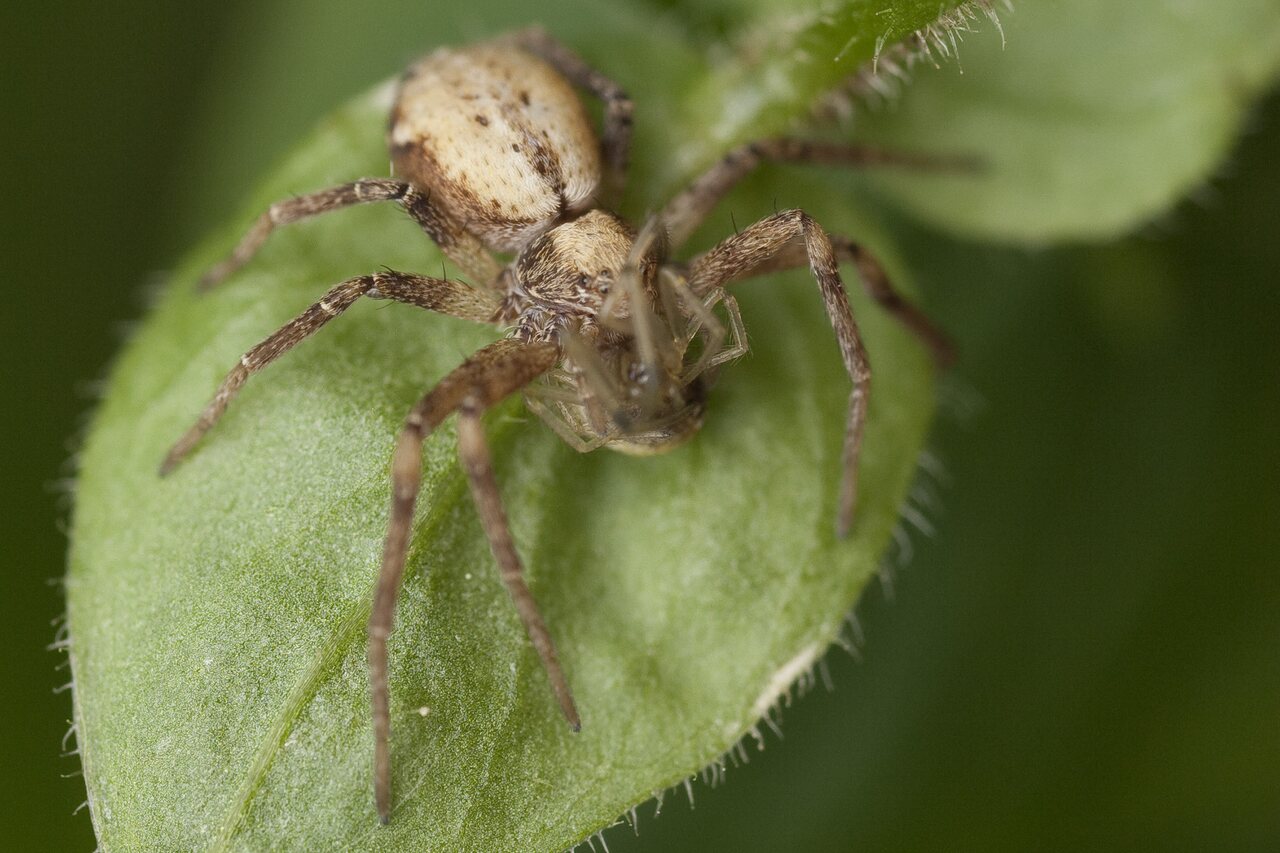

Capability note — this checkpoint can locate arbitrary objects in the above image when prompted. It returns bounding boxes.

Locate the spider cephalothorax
[161,27,954,823]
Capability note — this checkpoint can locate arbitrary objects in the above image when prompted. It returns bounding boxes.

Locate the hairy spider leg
[369,337,568,823]
[688,209,870,538]
[159,271,499,473]
[661,137,958,365]
[199,181,503,291]
[510,26,634,204]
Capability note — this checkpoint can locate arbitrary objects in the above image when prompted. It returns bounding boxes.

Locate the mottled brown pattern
[161,30,956,826]
[389,40,602,250]
[510,26,633,203]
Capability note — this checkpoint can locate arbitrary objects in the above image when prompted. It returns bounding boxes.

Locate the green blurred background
[5,1,1277,850]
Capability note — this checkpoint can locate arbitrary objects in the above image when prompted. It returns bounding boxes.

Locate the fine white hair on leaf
[816,0,1015,121]
[577,509,926,849]
[890,521,916,566]
[818,657,836,692]
[751,641,823,721]
[919,449,952,486]
[762,705,785,740]
[846,611,866,647]
[901,501,937,538]
[983,1,1008,47]
[911,480,944,514]
[834,624,863,660]
[878,561,898,602]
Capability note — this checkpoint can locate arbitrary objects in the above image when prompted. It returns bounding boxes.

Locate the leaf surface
[67,9,938,850]
[850,0,1280,240]
[68,0,1280,849]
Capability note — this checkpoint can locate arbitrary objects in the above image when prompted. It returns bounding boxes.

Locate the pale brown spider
[160,28,954,823]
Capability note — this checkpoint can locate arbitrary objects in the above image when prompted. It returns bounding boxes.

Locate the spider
[160,28,955,823]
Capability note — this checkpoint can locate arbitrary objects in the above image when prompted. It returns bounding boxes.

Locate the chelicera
[160,27,954,823]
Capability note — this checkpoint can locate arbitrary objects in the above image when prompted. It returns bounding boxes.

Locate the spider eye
[577,273,590,288]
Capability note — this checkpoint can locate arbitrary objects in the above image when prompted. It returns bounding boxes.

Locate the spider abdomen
[389,42,602,252]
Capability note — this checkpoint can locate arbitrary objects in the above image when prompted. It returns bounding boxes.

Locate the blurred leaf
[668,0,974,178]
[852,0,1280,240]
[66,5,943,849]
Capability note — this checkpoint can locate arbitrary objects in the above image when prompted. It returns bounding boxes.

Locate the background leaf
[65,11,943,851]
[609,97,1280,852]
[8,0,1272,851]
[853,0,1280,240]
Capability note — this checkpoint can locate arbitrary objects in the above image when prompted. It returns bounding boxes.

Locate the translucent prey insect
[160,28,954,823]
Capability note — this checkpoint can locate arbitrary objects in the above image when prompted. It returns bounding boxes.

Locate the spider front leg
[159,271,500,474]
[199,181,502,291]
[661,137,960,366]
[832,236,955,368]
[689,229,955,368]
[688,209,869,538]
[369,337,571,824]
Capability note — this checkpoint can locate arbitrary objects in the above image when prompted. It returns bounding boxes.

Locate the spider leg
[603,219,675,413]
[833,236,955,368]
[509,26,633,204]
[661,138,975,249]
[199,180,502,291]
[521,391,609,453]
[159,271,499,474]
[688,230,955,368]
[688,209,870,538]
[199,179,406,290]
[658,271,748,383]
[458,403,579,724]
[369,338,563,824]
[559,327,625,434]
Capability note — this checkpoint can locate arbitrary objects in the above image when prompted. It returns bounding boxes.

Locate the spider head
[514,210,661,317]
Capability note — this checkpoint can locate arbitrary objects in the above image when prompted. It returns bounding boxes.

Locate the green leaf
[851,0,1280,241]
[666,0,975,180]
[66,10,940,852]
[66,0,1280,847]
